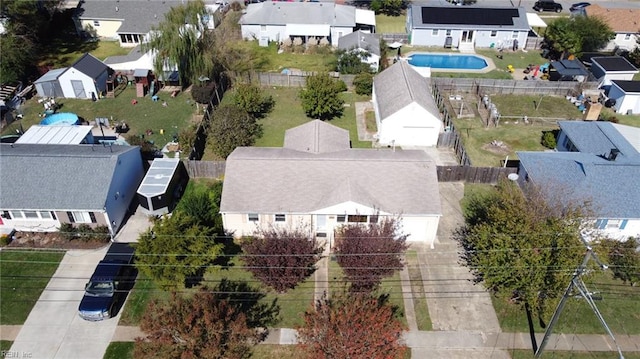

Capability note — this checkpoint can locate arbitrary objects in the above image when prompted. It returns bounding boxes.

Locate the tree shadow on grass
[215,278,281,331]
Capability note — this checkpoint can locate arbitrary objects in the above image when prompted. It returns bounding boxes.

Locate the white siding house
[337,30,381,72]
[406,5,530,51]
[518,121,640,241]
[220,120,442,247]
[0,144,145,237]
[34,53,112,99]
[607,80,640,115]
[585,4,640,52]
[591,57,638,88]
[239,2,374,47]
[373,61,442,147]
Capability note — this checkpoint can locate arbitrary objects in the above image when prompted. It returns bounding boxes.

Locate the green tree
[174,181,224,232]
[457,179,587,319]
[241,226,323,293]
[135,281,279,359]
[299,73,345,121]
[544,16,614,59]
[135,213,223,289]
[353,72,374,95]
[0,32,34,83]
[598,237,640,286]
[297,291,407,359]
[370,0,404,16]
[207,104,262,159]
[336,49,373,74]
[334,218,408,292]
[143,0,216,86]
[233,83,275,119]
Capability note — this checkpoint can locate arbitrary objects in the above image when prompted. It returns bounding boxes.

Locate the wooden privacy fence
[235,72,356,87]
[183,160,226,178]
[432,78,598,96]
[437,165,517,183]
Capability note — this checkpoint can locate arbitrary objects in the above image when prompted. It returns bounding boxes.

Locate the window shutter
[51,211,57,220]
[620,219,628,230]
[89,212,97,223]
[599,219,608,229]
[67,212,75,223]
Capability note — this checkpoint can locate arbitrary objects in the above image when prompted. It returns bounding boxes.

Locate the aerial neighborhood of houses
[1,0,639,357]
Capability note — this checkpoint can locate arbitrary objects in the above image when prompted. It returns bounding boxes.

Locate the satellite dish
[507,173,519,181]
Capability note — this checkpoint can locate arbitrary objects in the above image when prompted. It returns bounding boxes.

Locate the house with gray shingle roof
[76,0,222,48]
[239,2,375,47]
[517,121,640,240]
[0,144,145,237]
[220,120,442,246]
[338,30,381,72]
[372,60,442,147]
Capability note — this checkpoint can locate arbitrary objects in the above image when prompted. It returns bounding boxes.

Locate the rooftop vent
[607,148,620,161]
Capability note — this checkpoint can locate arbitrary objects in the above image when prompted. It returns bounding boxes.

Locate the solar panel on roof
[421,7,519,26]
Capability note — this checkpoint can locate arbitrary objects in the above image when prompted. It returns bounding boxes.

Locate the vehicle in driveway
[78,243,136,321]
[533,0,562,12]
[569,2,590,12]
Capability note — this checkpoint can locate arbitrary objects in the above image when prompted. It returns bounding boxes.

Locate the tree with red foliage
[135,280,279,359]
[297,292,408,358]
[334,217,408,292]
[241,226,324,293]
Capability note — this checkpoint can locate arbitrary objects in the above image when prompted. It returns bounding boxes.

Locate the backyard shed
[607,80,640,115]
[137,158,189,216]
[549,60,590,82]
[34,53,113,99]
[591,56,639,88]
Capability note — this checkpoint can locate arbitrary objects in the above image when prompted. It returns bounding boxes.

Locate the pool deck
[403,52,496,74]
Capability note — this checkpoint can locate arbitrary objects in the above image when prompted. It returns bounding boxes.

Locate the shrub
[93,226,112,243]
[353,72,374,95]
[76,224,93,242]
[59,223,76,241]
[541,131,557,149]
[335,79,348,93]
[191,82,216,104]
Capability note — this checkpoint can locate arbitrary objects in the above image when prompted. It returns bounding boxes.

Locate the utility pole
[534,239,625,359]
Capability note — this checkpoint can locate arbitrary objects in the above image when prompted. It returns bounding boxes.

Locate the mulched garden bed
[6,231,110,250]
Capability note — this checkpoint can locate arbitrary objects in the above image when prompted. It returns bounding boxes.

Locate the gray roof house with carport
[407,5,530,51]
[0,144,145,237]
[220,120,442,246]
[517,121,640,241]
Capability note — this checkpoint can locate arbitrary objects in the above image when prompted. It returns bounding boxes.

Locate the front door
[461,30,474,43]
[71,80,86,98]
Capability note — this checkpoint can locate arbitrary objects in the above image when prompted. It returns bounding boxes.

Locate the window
[248,213,259,222]
[23,211,38,219]
[625,33,632,40]
[369,215,379,223]
[348,215,367,223]
[9,211,23,219]
[93,20,100,27]
[275,214,286,222]
[512,31,518,39]
[432,29,439,36]
[260,25,266,31]
[40,211,53,220]
[490,31,497,37]
[337,215,346,223]
[67,211,96,224]
[606,219,621,229]
[446,30,451,36]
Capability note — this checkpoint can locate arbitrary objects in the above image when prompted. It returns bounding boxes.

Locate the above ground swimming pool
[39,112,80,126]
[408,53,488,70]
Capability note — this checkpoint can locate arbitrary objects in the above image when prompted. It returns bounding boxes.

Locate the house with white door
[406,5,530,51]
[220,120,442,247]
[373,60,443,147]
[517,121,640,241]
[34,53,112,99]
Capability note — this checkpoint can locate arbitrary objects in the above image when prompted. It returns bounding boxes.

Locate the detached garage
[33,53,113,99]
[607,80,640,115]
[137,158,189,216]
[373,60,443,147]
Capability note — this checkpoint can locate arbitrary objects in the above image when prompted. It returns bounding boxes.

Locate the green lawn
[376,14,407,33]
[491,94,586,120]
[39,40,131,69]
[117,272,168,326]
[253,87,371,149]
[103,342,135,359]
[4,87,197,147]
[241,41,336,73]
[0,250,65,324]
[406,251,432,331]
[476,49,550,72]
[492,272,640,334]
[509,350,640,359]
[1,341,12,352]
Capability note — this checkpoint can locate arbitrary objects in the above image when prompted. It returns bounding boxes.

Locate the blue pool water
[40,112,80,126]
[408,54,488,70]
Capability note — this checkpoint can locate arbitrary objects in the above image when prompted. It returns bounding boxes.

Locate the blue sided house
[517,121,640,241]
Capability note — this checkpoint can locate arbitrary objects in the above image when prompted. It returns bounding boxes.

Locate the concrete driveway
[9,246,124,359]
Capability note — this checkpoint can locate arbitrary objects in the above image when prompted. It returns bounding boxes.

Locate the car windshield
[86,281,114,296]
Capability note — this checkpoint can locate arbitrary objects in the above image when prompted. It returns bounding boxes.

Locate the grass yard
[3,87,197,147]
[117,272,168,326]
[365,110,377,132]
[509,350,640,359]
[491,94,586,120]
[240,42,336,73]
[476,49,549,71]
[376,14,407,33]
[405,250,432,331]
[492,272,640,335]
[253,87,372,149]
[1,341,12,352]
[103,342,135,359]
[0,250,65,324]
[252,345,309,359]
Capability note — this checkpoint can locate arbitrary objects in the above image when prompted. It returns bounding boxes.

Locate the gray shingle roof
[72,53,110,79]
[78,0,215,34]
[338,30,380,56]
[558,121,639,159]
[373,60,440,121]
[221,146,441,215]
[517,151,640,219]
[0,144,139,211]
[239,2,355,27]
[104,45,145,65]
[283,120,351,153]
